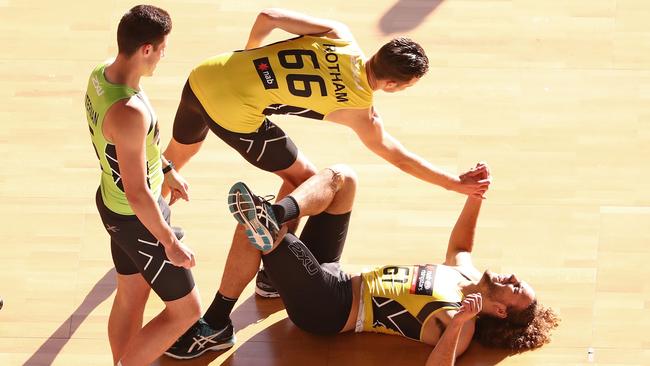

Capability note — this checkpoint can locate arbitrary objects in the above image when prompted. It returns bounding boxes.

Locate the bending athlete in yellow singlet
[163,9,492,358]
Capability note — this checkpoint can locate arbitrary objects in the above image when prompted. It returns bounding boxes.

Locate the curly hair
[473,300,560,351]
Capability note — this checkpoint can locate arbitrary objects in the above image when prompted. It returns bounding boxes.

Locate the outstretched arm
[444,163,490,268]
[245,8,353,49]
[326,107,490,197]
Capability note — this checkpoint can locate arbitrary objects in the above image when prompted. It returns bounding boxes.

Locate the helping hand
[164,170,190,205]
[456,162,492,199]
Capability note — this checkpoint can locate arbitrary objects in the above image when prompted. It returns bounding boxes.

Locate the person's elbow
[330,22,351,38]
[258,8,283,23]
[124,184,150,208]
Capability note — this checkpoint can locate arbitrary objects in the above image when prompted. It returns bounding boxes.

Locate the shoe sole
[163,335,236,360]
[228,182,274,251]
[255,285,281,298]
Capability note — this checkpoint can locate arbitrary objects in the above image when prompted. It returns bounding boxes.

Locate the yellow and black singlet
[359,264,463,341]
[188,35,373,133]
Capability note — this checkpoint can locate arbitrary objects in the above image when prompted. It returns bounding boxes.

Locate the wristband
[162,160,175,174]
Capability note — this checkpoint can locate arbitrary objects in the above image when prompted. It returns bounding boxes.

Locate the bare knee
[163,138,202,171]
[179,294,201,324]
[115,275,151,310]
[276,157,318,188]
[327,164,357,192]
[114,289,149,311]
[165,289,201,328]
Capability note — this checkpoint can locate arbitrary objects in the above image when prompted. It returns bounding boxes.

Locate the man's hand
[454,162,492,199]
[461,162,491,181]
[164,170,189,205]
[453,293,483,324]
[164,240,196,269]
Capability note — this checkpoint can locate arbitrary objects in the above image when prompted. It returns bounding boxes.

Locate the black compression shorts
[95,189,195,302]
[172,80,298,172]
[261,212,353,335]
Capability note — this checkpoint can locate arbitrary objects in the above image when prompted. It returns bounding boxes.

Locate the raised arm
[326,107,490,197]
[245,8,353,49]
[444,163,490,269]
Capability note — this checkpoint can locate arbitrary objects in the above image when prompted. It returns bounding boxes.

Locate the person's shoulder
[441,262,482,282]
[105,96,149,132]
[110,95,147,117]
[421,308,475,346]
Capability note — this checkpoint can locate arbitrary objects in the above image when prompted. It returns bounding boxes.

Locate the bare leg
[216,224,261,298]
[274,151,318,231]
[264,164,357,254]
[119,287,201,366]
[216,153,317,298]
[108,274,150,364]
[289,164,357,217]
[161,137,204,197]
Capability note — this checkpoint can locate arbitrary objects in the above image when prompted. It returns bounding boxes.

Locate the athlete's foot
[164,318,235,360]
[228,182,280,251]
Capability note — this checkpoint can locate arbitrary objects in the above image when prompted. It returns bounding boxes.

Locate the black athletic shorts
[261,211,353,335]
[95,188,195,302]
[172,80,298,172]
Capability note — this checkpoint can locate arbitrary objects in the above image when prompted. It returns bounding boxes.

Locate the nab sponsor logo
[253,57,279,90]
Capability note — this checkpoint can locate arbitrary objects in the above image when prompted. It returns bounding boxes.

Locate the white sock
[116,362,123,366]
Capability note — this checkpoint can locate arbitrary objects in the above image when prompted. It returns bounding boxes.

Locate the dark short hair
[117,5,172,56]
[368,37,429,82]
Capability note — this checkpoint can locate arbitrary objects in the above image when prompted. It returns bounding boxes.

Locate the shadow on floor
[379,0,445,35]
[157,293,512,366]
[23,268,117,366]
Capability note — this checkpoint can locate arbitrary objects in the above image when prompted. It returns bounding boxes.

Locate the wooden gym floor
[0,0,649,365]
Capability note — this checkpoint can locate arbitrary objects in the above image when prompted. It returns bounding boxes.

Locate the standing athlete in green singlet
[83,5,226,365]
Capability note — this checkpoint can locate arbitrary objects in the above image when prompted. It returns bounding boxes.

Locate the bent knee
[114,288,150,310]
[276,161,318,187]
[166,290,201,325]
[183,298,202,323]
[115,276,151,308]
[327,164,357,191]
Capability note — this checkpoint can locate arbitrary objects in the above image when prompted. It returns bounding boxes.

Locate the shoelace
[257,194,275,205]
[255,195,278,230]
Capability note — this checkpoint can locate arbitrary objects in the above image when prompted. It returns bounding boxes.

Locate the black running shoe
[255,268,280,298]
[228,182,280,251]
[164,318,235,360]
